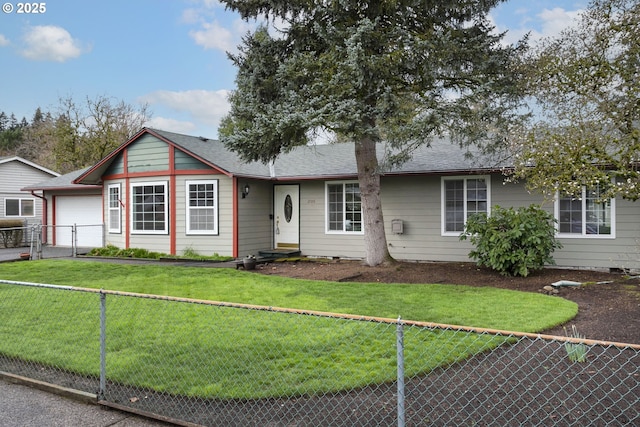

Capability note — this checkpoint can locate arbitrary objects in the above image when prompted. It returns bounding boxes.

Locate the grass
[0,260,578,399]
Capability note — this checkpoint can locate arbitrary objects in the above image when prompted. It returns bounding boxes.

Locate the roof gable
[0,156,60,177]
[74,128,269,185]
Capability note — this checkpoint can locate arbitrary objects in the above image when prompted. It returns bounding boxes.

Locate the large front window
[326,182,362,233]
[557,185,614,237]
[186,180,218,235]
[442,176,489,234]
[131,182,168,234]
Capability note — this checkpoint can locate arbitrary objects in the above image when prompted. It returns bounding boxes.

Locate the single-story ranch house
[24,127,640,271]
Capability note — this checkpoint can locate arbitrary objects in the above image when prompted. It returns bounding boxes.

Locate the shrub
[460,205,562,277]
[564,325,588,363]
[88,245,233,262]
[88,245,162,259]
[0,219,25,248]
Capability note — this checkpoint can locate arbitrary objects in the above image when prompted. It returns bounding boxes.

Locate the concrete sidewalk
[0,376,173,427]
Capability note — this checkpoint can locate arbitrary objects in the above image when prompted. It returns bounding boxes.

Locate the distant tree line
[0,95,151,174]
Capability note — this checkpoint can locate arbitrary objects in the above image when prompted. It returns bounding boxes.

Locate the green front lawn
[0,260,577,398]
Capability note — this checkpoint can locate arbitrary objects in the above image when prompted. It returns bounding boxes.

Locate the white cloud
[189,21,235,52]
[0,34,9,46]
[139,89,231,136]
[20,25,88,62]
[182,1,259,54]
[144,117,197,134]
[491,5,584,46]
[537,8,583,40]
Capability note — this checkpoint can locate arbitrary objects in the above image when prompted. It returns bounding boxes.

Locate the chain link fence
[0,279,638,426]
[0,224,103,260]
[0,224,34,249]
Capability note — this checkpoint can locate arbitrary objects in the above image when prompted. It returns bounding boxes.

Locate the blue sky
[0,0,586,138]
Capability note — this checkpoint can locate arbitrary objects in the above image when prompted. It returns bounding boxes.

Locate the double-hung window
[186,180,218,235]
[131,181,168,234]
[326,181,363,233]
[4,198,35,217]
[442,176,490,234]
[107,184,121,233]
[556,184,614,237]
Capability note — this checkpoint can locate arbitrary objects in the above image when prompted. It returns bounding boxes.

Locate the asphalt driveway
[0,376,172,427]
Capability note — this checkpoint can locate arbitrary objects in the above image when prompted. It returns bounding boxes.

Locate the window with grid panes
[186,180,218,234]
[443,177,489,233]
[326,181,362,233]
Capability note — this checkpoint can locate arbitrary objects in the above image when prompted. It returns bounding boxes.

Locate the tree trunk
[355,138,393,266]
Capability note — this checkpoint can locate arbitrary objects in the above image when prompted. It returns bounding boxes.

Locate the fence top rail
[2,278,639,350]
[0,279,75,291]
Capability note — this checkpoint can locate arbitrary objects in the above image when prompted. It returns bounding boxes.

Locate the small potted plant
[243,254,256,270]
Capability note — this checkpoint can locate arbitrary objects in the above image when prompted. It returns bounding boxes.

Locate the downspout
[31,191,47,244]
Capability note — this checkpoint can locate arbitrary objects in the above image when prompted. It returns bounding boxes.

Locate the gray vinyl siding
[105,154,124,175]
[237,180,273,257]
[299,180,366,259]
[554,198,640,270]
[128,233,171,253]
[298,174,640,270]
[127,135,169,173]
[0,160,57,228]
[383,175,459,262]
[175,149,211,170]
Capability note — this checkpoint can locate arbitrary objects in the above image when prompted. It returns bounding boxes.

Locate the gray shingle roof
[30,128,511,190]
[153,129,509,179]
[271,138,509,178]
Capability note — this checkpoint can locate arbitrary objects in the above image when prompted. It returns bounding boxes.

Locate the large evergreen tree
[513,0,640,200]
[219,0,526,265]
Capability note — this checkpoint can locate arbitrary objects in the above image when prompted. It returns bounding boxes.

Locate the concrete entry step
[258,248,301,258]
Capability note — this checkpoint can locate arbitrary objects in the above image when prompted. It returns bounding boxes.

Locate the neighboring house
[0,156,59,239]
[25,128,640,271]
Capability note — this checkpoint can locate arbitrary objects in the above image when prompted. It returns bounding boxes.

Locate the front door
[274,185,300,249]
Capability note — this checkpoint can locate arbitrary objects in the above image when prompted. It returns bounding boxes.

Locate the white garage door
[55,195,103,247]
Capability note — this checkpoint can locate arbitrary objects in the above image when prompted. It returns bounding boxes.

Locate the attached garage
[54,195,103,247]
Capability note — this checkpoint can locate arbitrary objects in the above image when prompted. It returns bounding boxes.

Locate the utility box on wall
[391,219,404,234]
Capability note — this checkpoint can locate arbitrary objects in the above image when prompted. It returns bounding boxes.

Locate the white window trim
[324,181,364,235]
[107,183,121,234]
[185,180,219,235]
[130,181,168,235]
[554,188,616,239]
[4,198,35,217]
[441,175,491,236]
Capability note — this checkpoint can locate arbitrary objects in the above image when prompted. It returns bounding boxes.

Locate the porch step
[258,248,301,258]
[235,249,301,270]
